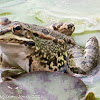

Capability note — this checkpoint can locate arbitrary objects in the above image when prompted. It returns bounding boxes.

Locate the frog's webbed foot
[46,23,75,36]
[1,69,26,81]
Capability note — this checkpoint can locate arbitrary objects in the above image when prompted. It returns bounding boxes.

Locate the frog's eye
[12,25,24,36]
[13,25,21,30]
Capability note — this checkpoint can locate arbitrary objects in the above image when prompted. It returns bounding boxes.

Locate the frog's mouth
[0,32,35,64]
[0,32,35,47]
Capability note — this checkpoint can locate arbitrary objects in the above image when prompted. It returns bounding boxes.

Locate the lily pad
[0,72,87,100]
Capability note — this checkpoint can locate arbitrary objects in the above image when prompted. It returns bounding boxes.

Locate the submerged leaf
[0,72,87,100]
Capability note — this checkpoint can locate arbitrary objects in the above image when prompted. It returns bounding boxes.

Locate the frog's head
[0,17,35,47]
[0,17,36,62]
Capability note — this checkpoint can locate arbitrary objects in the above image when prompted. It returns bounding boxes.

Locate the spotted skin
[0,18,72,81]
[47,23,99,74]
[71,36,99,74]
[0,17,99,81]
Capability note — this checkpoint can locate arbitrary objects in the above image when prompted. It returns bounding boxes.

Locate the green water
[0,0,100,98]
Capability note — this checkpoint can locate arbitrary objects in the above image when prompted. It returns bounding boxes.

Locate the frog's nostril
[0,17,11,25]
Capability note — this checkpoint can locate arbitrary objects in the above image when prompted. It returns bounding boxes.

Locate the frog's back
[20,22,76,45]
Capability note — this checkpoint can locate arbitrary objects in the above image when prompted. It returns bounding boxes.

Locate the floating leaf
[0,72,87,100]
[96,98,100,100]
[0,12,12,16]
[72,30,100,37]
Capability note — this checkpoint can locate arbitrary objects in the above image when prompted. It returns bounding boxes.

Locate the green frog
[0,17,99,81]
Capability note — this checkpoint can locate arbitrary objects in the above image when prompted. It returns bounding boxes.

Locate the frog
[0,17,99,81]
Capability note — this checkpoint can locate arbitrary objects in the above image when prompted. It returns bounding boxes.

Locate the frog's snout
[0,17,11,25]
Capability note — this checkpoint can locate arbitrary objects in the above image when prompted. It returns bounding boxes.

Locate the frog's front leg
[0,67,26,81]
[0,53,26,81]
[68,36,99,74]
[1,69,26,81]
[46,23,75,36]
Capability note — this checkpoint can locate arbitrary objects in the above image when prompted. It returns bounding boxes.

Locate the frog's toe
[1,69,26,81]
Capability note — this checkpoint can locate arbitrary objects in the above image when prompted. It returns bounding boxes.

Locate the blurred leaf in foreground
[0,72,87,100]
